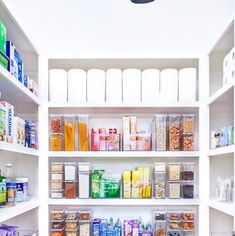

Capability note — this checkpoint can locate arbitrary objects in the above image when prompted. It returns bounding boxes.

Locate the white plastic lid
[16,178,28,182]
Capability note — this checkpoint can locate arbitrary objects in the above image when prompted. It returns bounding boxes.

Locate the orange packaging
[50,134,63,151]
[64,115,75,151]
[78,115,89,151]
[130,116,137,134]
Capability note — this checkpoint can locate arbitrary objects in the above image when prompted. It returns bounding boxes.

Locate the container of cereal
[181,133,194,151]
[79,221,91,236]
[167,230,182,236]
[154,164,166,199]
[168,221,182,230]
[168,114,180,151]
[181,114,195,133]
[168,163,181,181]
[169,182,181,199]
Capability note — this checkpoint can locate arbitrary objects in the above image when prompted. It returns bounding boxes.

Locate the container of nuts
[168,114,180,151]
[181,133,194,151]
[181,114,195,133]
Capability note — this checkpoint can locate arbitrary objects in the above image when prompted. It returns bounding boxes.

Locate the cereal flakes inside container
[181,114,195,133]
[169,182,181,199]
[168,163,181,181]
[154,114,167,151]
[79,221,91,236]
[154,171,166,199]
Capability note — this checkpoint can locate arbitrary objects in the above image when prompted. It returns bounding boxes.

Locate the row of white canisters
[49,68,197,103]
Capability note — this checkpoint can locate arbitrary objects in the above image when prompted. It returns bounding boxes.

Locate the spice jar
[154,114,167,151]
[64,115,76,151]
[181,114,195,133]
[168,114,180,151]
[169,182,181,199]
[168,163,181,181]
[181,163,194,181]
[78,115,89,151]
[50,134,63,151]
[154,163,166,199]
[181,181,194,199]
[65,182,77,199]
[181,133,194,151]
[155,220,167,236]
[50,115,63,133]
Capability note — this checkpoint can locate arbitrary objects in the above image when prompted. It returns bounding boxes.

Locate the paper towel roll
[179,68,197,102]
[68,69,87,103]
[49,69,67,102]
[87,69,106,102]
[106,69,122,102]
[160,69,178,102]
[123,69,141,103]
[142,69,160,102]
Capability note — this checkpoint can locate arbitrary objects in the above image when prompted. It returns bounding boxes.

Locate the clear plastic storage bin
[64,163,77,181]
[168,163,181,181]
[154,170,166,199]
[181,182,194,199]
[50,115,63,133]
[64,182,77,199]
[64,115,76,151]
[181,163,194,181]
[78,115,89,151]
[181,114,195,133]
[51,210,65,221]
[155,220,167,236]
[181,133,194,151]
[50,134,63,151]
[168,114,180,151]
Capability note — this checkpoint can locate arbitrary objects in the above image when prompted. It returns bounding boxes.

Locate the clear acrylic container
[51,172,64,181]
[153,114,167,151]
[181,133,194,151]
[50,189,64,199]
[64,182,77,199]
[169,181,181,199]
[65,219,78,230]
[154,171,166,199]
[181,114,195,133]
[78,163,91,199]
[51,230,64,236]
[167,231,182,236]
[168,221,182,230]
[65,230,78,236]
[106,133,121,151]
[65,210,78,220]
[50,115,63,133]
[181,210,195,221]
[79,221,91,236]
[51,220,65,230]
[77,114,89,151]
[51,210,65,221]
[168,163,181,181]
[51,181,63,190]
[168,114,181,151]
[50,133,63,151]
[64,163,77,181]
[181,163,194,181]
[168,211,181,221]
[183,232,195,236]
[155,220,167,236]
[51,162,64,172]
[154,210,167,221]
[182,222,195,231]
[181,182,194,199]
[78,209,92,221]
[64,115,76,151]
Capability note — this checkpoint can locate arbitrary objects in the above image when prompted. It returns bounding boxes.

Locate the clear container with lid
[50,115,63,133]
[153,114,167,151]
[51,172,64,181]
[51,229,64,236]
[181,163,194,181]
[154,162,166,172]
[181,133,194,151]
[51,181,63,190]
[168,211,181,221]
[168,114,181,151]
[79,221,91,236]
[78,209,92,221]
[77,114,89,151]
[51,189,64,199]
[168,163,181,181]
[154,210,167,221]
[65,219,78,230]
[78,163,91,199]
[181,182,194,199]
[51,220,65,230]
[169,182,181,199]
[181,114,195,133]
[65,210,78,220]
[182,222,195,231]
[155,220,167,236]
[154,171,166,199]
[50,134,63,151]
[51,210,65,221]
[65,230,78,236]
[64,163,77,181]
[181,210,195,221]
[168,221,182,230]
[51,162,64,172]
[64,115,76,151]
[65,182,77,199]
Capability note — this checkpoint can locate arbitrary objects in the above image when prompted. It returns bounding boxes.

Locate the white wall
[4,0,235,57]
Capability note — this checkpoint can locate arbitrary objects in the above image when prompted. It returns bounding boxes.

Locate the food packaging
[181,133,194,151]
[123,69,141,102]
[68,69,87,103]
[6,41,18,79]
[168,114,180,151]
[50,115,63,133]
[123,170,131,199]
[87,69,105,102]
[142,69,160,102]
[49,69,67,102]
[78,115,89,151]
[160,69,178,102]
[0,103,6,141]
[179,68,197,102]
[106,69,122,102]
[50,133,63,151]
[64,115,76,151]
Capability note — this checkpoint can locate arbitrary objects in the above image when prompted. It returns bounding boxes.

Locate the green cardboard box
[0,19,6,54]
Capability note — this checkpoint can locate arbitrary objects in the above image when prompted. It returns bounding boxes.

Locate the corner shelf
[0,198,39,222]
[0,141,39,156]
[208,199,235,217]
[48,198,200,206]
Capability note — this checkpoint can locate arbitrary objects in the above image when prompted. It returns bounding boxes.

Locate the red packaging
[99,128,106,151]
[91,128,99,151]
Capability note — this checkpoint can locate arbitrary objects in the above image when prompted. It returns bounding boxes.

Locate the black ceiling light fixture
[131,0,155,4]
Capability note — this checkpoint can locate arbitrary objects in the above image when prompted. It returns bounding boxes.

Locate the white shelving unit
[208,19,235,234]
[0,0,40,231]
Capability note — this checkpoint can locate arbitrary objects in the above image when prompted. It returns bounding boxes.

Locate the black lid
[131,0,154,3]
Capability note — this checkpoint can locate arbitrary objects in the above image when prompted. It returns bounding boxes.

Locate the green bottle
[0,169,6,206]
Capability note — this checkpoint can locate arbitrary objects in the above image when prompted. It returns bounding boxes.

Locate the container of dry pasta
[64,115,76,151]
[77,114,89,151]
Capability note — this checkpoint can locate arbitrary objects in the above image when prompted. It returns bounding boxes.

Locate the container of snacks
[154,169,166,199]
[65,230,78,236]
[155,220,167,236]
[182,221,195,231]
[51,172,64,181]
[51,189,64,199]
[169,182,181,199]
[168,221,182,230]
[51,229,64,236]
[167,230,182,236]
[51,210,65,221]
[154,210,167,221]
[168,163,181,181]
[181,163,194,181]
[64,182,77,199]
[79,221,91,236]
[168,114,180,151]
[65,210,78,220]
[50,115,63,133]
[168,211,181,221]
[181,114,195,133]
[51,220,65,230]
[51,181,64,190]
[181,133,194,151]
[181,210,195,221]
[65,219,78,230]
[181,182,194,199]
[154,114,167,151]
[78,209,92,221]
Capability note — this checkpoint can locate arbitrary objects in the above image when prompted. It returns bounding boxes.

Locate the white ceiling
[5,0,235,57]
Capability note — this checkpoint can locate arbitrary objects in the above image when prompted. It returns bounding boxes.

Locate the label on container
[16,182,28,202]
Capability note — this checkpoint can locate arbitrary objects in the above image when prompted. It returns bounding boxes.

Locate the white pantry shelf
[0,198,39,223]
[48,198,200,206]
[0,141,39,156]
[48,151,200,158]
[208,82,234,106]
[0,65,40,113]
[208,145,235,157]
[208,199,235,217]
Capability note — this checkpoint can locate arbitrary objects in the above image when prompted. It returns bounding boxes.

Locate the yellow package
[131,170,140,198]
[123,171,131,199]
